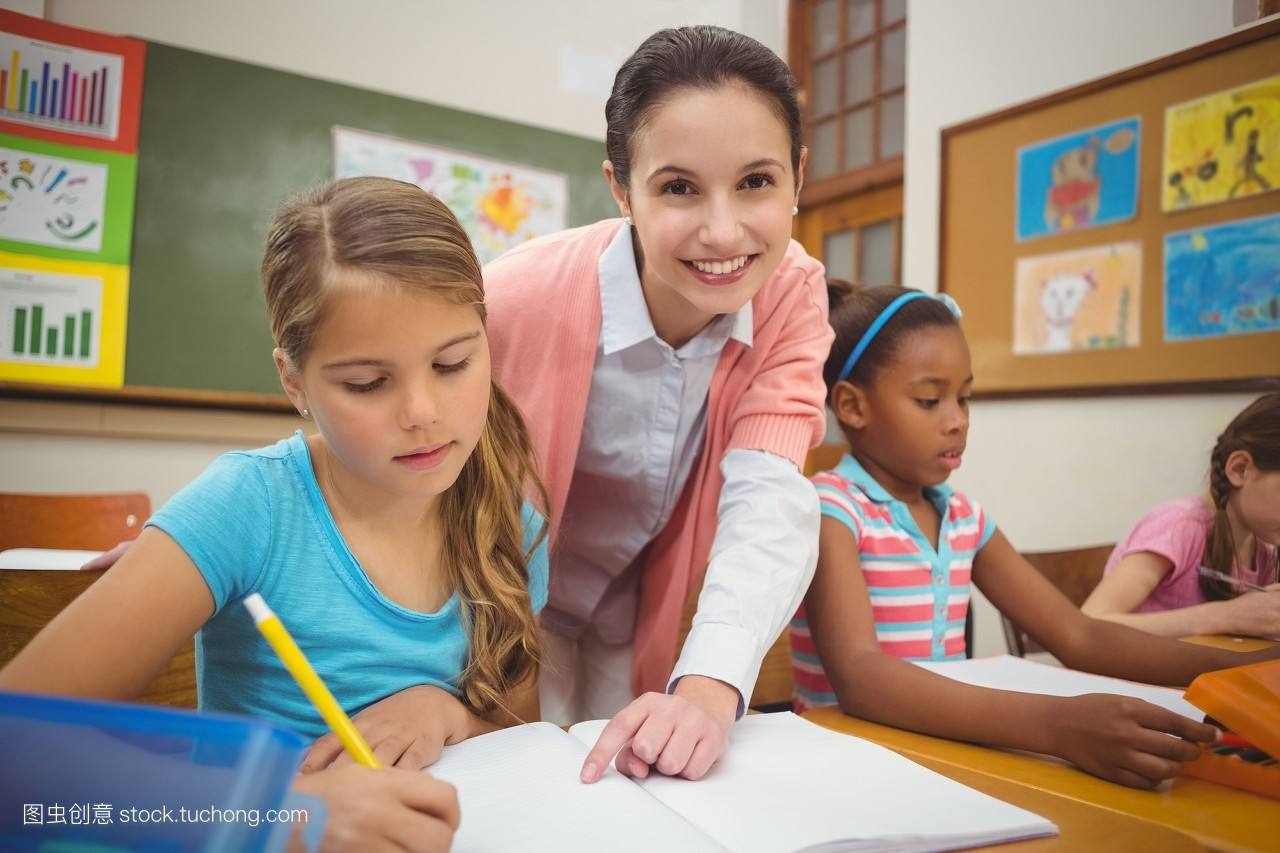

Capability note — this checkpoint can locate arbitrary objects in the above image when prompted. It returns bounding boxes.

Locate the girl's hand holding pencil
[1195,567,1280,636]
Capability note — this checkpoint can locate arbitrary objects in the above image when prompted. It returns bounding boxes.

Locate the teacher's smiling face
[605,82,805,349]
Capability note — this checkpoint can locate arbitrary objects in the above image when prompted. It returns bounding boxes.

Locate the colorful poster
[0,12,142,389]
[1015,117,1140,242]
[333,126,569,266]
[1164,212,1280,342]
[1013,242,1141,355]
[0,9,146,152]
[0,134,136,264]
[0,250,127,386]
[1163,75,1280,212]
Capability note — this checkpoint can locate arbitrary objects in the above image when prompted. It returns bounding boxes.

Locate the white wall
[904,0,1267,655]
[42,0,787,141]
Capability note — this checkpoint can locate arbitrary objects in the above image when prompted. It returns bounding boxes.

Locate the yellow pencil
[244,592,382,769]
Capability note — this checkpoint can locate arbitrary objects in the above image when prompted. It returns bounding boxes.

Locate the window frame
[790,0,906,206]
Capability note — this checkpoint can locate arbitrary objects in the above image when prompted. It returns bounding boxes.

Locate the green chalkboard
[125,43,614,396]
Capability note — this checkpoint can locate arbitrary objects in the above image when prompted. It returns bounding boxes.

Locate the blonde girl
[1,177,550,850]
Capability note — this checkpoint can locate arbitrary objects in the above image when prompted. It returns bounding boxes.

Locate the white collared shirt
[544,225,819,712]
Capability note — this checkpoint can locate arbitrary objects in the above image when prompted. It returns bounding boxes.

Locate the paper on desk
[0,548,101,570]
[915,655,1201,720]
[429,721,721,852]
[569,712,1056,853]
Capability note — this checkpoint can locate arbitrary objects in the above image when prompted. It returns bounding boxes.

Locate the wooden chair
[1002,544,1115,657]
[0,492,198,708]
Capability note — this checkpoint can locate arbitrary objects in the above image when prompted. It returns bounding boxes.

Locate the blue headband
[835,291,962,383]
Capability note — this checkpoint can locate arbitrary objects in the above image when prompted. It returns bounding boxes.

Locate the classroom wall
[0,1,788,506]
[904,0,1269,656]
[41,0,788,141]
[3,2,1268,660]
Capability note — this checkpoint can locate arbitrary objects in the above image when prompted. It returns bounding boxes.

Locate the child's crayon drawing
[1013,242,1142,355]
[333,126,568,266]
[1163,75,1280,212]
[1015,117,1140,242]
[1164,212,1280,342]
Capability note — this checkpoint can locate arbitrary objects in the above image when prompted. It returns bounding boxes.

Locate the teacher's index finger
[580,709,646,784]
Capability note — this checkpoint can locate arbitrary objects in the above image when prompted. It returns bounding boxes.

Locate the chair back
[1003,544,1114,657]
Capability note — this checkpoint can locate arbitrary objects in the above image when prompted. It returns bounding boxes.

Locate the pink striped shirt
[790,454,995,712]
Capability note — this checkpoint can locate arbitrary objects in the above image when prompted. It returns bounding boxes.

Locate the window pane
[880,93,904,158]
[883,0,906,23]
[813,0,840,54]
[844,42,873,105]
[845,0,875,40]
[881,27,906,91]
[843,107,873,170]
[812,57,838,117]
[823,229,856,283]
[860,220,895,285]
[811,119,839,179]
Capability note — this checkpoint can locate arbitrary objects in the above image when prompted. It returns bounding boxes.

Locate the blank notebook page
[430,722,722,852]
[570,713,1056,853]
[914,655,1201,720]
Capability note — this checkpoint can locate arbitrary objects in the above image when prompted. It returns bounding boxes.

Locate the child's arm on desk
[1081,551,1280,638]
[805,518,1216,789]
[0,526,213,699]
[977,530,1280,681]
[301,668,539,772]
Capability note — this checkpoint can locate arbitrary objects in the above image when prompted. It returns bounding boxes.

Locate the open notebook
[429,711,1056,853]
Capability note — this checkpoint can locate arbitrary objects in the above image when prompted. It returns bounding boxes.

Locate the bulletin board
[939,19,1280,397]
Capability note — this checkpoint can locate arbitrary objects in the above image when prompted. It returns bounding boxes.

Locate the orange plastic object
[1182,658,1280,800]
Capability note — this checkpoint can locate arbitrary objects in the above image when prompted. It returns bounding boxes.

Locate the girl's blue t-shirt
[146,431,548,738]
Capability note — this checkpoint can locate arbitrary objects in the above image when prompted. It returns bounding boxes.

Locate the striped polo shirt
[790,454,995,713]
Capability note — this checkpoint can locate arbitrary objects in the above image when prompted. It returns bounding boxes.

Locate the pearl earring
[624,215,633,226]
[792,205,799,216]
[300,408,310,419]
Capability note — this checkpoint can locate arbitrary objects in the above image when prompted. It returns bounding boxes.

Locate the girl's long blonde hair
[261,176,548,712]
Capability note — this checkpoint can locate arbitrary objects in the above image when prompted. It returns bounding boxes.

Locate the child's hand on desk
[1048,693,1218,789]
[580,675,737,783]
[1223,586,1280,637]
[301,685,470,771]
[289,764,458,852]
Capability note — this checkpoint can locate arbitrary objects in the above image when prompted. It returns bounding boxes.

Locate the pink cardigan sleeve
[725,245,832,467]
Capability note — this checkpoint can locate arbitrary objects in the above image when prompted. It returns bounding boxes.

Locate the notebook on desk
[429,711,1057,853]
[913,655,1200,720]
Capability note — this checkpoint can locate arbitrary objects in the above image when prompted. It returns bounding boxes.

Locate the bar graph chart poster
[0,134,135,264]
[0,250,127,387]
[0,10,145,154]
[333,126,568,265]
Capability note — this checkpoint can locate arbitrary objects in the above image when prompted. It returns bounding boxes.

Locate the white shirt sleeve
[667,447,819,717]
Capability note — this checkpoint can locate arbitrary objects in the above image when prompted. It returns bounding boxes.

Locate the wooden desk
[0,568,197,708]
[1182,634,1276,653]
[804,707,1278,853]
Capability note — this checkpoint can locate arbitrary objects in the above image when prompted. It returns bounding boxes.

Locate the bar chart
[0,33,122,141]
[0,263,100,368]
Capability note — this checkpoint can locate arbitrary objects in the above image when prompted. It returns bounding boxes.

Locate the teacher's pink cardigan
[485,219,832,695]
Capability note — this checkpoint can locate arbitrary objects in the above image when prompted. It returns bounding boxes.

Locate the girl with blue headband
[791,281,1280,790]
